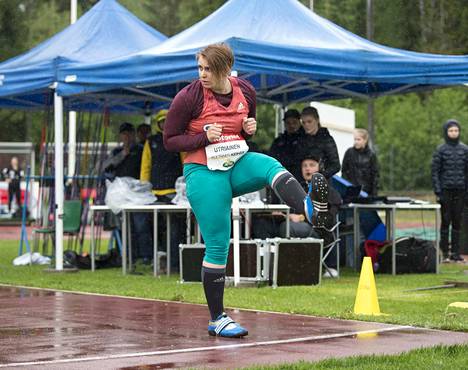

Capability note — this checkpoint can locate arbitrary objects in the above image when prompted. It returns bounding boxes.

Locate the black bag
[95,248,122,268]
[63,248,121,270]
[378,237,436,274]
[63,250,92,269]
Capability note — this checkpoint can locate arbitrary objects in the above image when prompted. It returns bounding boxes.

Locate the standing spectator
[431,119,467,262]
[2,156,24,214]
[103,122,143,180]
[297,107,341,180]
[140,109,184,271]
[103,122,152,265]
[141,109,184,200]
[342,128,379,196]
[136,123,152,145]
[269,109,303,180]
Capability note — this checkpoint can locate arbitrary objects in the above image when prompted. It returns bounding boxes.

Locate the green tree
[375,88,468,191]
[1,0,467,192]
[0,1,28,61]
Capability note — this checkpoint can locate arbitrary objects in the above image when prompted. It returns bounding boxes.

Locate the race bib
[205,134,249,171]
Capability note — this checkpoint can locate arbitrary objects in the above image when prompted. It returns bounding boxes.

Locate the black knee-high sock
[272,172,306,215]
[201,266,226,320]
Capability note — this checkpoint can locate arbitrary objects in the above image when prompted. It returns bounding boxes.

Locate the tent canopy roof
[141,0,396,54]
[56,0,468,109]
[0,0,166,111]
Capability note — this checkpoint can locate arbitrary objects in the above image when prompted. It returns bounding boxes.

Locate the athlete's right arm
[164,87,210,152]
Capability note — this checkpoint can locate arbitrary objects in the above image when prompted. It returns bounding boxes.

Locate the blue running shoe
[208,313,248,338]
[304,173,333,228]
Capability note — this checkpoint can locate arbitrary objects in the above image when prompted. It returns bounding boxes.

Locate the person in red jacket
[164,43,331,338]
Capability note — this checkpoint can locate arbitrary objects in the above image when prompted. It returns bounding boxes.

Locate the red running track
[0,285,467,369]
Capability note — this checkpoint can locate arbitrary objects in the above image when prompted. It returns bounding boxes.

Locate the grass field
[248,344,467,369]
[1,239,467,369]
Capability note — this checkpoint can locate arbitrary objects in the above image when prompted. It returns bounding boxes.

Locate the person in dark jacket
[103,122,143,180]
[431,119,467,262]
[342,128,379,196]
[136,123,152,145]
[103,122,152,265]
[2,156,24,214]
[269,109,304,180]
[140,109,184,270]
[296,107,341,180]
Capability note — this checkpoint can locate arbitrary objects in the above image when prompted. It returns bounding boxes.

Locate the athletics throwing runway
[0,285,466,369]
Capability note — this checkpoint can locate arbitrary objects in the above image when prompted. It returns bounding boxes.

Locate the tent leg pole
[274,104,284,138]
[67,111,76,184]
[54,92,64,271]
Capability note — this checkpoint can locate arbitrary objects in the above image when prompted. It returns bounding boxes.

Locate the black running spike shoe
[304,173,333,229]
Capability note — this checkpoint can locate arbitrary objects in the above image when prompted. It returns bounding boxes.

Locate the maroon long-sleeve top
[163,78,256,153]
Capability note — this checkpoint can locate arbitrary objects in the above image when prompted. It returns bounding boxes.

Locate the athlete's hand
[243,117,257,135]
[206,123,223,142]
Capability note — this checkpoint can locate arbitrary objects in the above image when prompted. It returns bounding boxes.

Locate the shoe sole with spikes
[305,173,333,228]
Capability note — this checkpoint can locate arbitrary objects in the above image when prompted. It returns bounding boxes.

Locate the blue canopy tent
[0,0,167,112]
[57,0,468,106]
[54,0,467,279]
[0,0,168,271]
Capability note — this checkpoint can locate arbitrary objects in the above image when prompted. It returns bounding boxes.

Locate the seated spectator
[342,128,379,196]
[252,152,342,244]
[279,153,341,239]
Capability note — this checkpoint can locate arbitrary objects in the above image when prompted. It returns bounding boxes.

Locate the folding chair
[32,200,82,256]
[321,221,341,278]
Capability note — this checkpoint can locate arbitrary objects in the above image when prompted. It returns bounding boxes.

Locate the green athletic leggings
[184,152,285,265]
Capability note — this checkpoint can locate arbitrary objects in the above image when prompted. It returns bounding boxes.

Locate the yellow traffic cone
[354,257,382,315]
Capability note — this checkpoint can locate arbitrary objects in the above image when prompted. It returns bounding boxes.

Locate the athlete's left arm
[238,78,257,139]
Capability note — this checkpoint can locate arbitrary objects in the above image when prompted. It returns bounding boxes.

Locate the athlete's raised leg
[231,152,331,227]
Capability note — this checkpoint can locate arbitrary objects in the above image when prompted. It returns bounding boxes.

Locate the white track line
[0,283,206,307]
[0,325,410,368]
